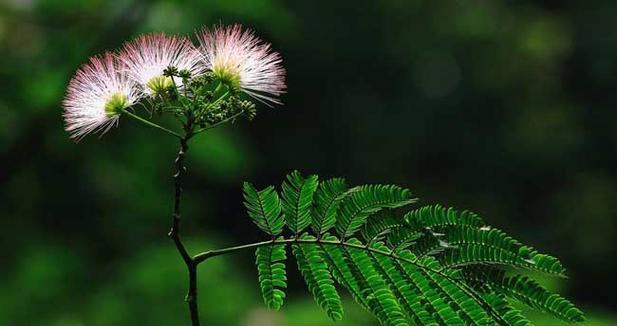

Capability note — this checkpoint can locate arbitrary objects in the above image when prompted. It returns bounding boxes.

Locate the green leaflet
[281,171,319,235]
[345,238,408,326]
[373,243,493,326]
[464,267,584,323]
[255,241,287,310]
[501,275,584,322]
[312,178,348,235]
[439,244,566,276]
[480,292,533,326]
[361,209,406,244]
[406,233,452,257]
[367,242,439,325]
[395,250,466,325]
[320,234,370,309]
[335,184,416,239]
[241,172,585,326]
[443,225,525,254]
[444,226,566,276]
[292,234,344,321]
[406,205,485,229]
[386,227,424,250]
[243,182,284,235]
[417,265,494,325]
[409,217,567,277]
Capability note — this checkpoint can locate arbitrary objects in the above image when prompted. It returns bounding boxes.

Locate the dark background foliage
[0,0,615,325]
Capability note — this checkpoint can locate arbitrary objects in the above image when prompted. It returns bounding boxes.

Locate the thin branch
[194,238,428,267]
[123,110,182,138]
[193,238,413,264]
[194,238,279,263]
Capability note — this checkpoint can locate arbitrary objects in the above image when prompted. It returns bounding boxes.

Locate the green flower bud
[147,76,174,95]
[104,93,129,117]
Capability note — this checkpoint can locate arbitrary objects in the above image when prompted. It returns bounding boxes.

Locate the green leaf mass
[243,171,585,325]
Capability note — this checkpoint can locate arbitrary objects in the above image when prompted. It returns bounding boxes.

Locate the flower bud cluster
[164,68,257,128]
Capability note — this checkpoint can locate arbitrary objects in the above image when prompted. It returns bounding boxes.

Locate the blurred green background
[1,0,616,325]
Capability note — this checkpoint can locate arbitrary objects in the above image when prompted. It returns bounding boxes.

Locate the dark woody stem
[167,98,245,325]
[169,116,200,325]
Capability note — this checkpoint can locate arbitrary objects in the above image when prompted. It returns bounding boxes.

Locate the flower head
[197,24,286,105]
[118,33,204,95]
[63,52,139,141]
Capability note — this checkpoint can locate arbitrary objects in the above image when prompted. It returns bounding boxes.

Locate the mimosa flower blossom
[197,24,286,105]
[119,33,205,95]
[63,52,139,141]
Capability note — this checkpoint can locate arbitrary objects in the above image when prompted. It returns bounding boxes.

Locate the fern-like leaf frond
[281,171,319,235]
[241,172,584,326]
[407,209,567,277]
[335,185,416,239]
[386,227,424,250]
[320,234,370,308]
[255,241,288,310]
[243,182,284,236]
[361,209,406,244]
[406,205,484,229]
[464,267,584,323]
[312,178,348,235]
[480,292,533,326]
[395,249,467,325]
[367,242,439,325]
[292,234,344,321]
[345,238,409,326]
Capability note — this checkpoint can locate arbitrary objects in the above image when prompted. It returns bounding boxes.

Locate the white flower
[118,33,205,95]
[197,24,286,105]
[63,52,139,141]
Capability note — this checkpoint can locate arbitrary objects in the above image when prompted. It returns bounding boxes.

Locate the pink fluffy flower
[197,24,286,105]
[118,33,205,95]
[63,52,139,141]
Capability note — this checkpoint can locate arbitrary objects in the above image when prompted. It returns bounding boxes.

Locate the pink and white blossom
[118,33,205,94]
[63,52,139,141]
[197,24,286,105]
